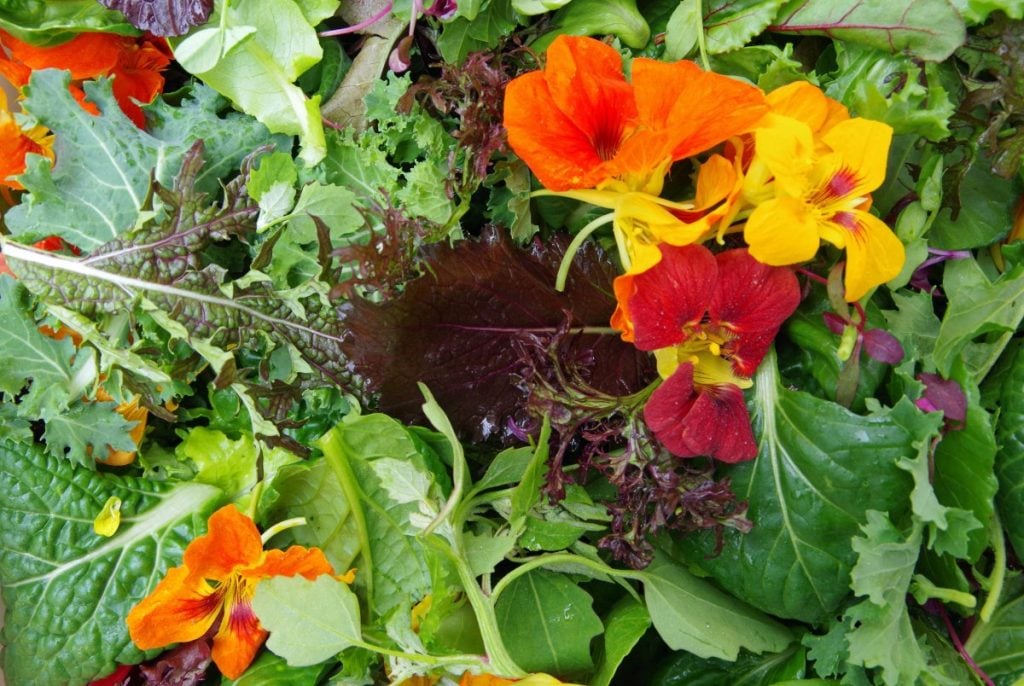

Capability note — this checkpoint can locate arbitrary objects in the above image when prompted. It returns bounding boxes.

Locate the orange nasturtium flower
[0,30,171,127]
[0,86,53,191]
[742,113,904,302]
[127,505,342,680]
[460,672,581,686]
[503,35,768,193]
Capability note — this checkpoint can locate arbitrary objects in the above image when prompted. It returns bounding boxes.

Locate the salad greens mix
[1,0,1024,685]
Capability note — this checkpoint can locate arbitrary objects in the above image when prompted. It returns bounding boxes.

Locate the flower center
[654,326,751,390]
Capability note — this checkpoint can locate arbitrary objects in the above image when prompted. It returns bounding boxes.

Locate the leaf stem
[555,213,615,292]
[490,552,640,606]
[261,517,307,544]
[696,0,710,70]
[978,510,1006,624]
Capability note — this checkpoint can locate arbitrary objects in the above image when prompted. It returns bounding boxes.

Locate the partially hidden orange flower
[0,30,170,127]
[503,35,768,192]
[0,86,53,191]
[460,673,581,686]
[127,505,340,680]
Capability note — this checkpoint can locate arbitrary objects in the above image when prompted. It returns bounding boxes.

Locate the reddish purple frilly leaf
[644,364,758,463]
[340,229,653,441]
[98,0,213,37]
[425,0,458,18]
[916,373,967,428]
[862,328,905,365]
[822,311,847,335]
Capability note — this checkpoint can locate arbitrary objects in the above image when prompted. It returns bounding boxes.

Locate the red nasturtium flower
[127,505,342,680]
[0,30,171,127]
[502,35,768,192]
[615,244,800,462]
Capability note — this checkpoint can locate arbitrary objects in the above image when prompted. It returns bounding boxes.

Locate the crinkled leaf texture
[98,0,213,36]
[0,439,221,686]
[994,343,1024,560]
[676,350,935,623]
[341,230,653,442]
[770,0,966,62]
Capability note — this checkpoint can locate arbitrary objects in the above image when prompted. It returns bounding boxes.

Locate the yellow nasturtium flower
[743,115,904,302]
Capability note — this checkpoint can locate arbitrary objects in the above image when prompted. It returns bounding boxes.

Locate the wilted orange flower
[503,35,767,192]
[127,505,340,680]
[0,30,170,127]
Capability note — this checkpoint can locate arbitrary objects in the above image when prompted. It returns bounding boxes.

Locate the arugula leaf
[0,439,221,686]
[640,555,792,661]
[770,0,967,61]
[494,569,604,679]
[676,351,938,623]
[591,596,651,686]
[253,575,363,667]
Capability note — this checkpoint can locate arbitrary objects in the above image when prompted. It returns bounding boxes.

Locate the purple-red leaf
[822,311,847,335]
[98,0,213,37]
[340,230,653,441]
[916,372,967,428]
[862,328,905,365]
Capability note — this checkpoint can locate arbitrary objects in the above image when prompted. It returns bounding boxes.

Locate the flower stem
[555,212,615,292]
[261,517,307,544]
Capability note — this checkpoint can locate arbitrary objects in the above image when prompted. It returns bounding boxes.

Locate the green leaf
[317,414,437,618]
[591,596,651,686]
[964,576,1024,681]
[172,0,326,164]
[471,446,534,495]
[494,569,604,678]
[0,440,221,686]
[770,0,967,61]
[704,0,785,54]
[710,43,813,91]
[933,258,1024,379]
[0,0,134,44]
[509,418,552,528]
[932,364,997,561]
[929,156,1022,250]
[260,457,362,573]
[664,0,702,59]
[677,351,937,623]
[651,644,807,686]
[253,575,362,666]
[249,152,299,228]
[843,512,926,686]
[6,71,163,251]
[994,345,1024,559]
[640,555,792,661]
[437,0,518,64]
[824,42,954,142]
[222,651,327,685]
[883,290,941,362]
[952,0,1024,24]
[542,0,651,50]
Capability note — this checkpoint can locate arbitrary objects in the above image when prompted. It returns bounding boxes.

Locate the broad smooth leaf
[676,351,935,623]
[221,652,326,685]
[641,555,792,661]
[770,0,966,61]
[994,344,1024,560]
[494,569,604,679]
[964,576,1024,682]
[341,229,652,442]
[0,440,221,686]
[591,596,651,686]
[253,575,362,666]
[651,643,807,686]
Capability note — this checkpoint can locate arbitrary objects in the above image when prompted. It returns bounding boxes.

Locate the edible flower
[742,113,904,302]
[0,86,53,191]
[127,505,341,680]
[460,672,581,685]
[503,35,767,193]
[615,244,800,461]
[0,30,171,127]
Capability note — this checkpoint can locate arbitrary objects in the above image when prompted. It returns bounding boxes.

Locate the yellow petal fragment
[744,196,820,266]
[841,210,906,302]
[93,496,123,537]
[821,118,893,195]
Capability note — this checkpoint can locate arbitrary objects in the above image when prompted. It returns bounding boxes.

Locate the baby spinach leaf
[677,351,937,623]
[221,652,327,686]
[591,596,651,686]
[0,440,221,686]
[494,569,604,679]
[964,576,1024,682]
[254,575,362,667]
[650,643,807,686]
[640,555,792,661]
[770,0,966,61]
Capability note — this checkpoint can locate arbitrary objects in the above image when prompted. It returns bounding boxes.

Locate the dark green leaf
[221,651,327,686]
[437,0,517,64]
[993,344,1024,559]
[929,158,1022,250]
[710,44,812,91]
[494,569,604,678]
[964,577,1024,682]
[770,0,966,61]
[677,352,937,623]
[651,644,807,686]
[0,440,221,686]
